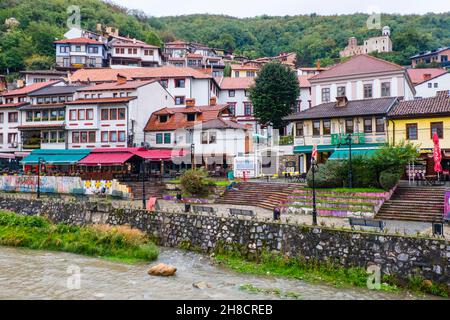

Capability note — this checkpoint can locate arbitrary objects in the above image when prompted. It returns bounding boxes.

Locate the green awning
[21,149,91,165]
[328,148,379,160]
[293,146,313,153]
[294,143,384,154]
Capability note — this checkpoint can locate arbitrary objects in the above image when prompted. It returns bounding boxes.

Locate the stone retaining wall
[0,194,448,292]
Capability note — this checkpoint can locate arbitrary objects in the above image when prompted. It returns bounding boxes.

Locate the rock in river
[148,263,177,276]
[193,281,212,289]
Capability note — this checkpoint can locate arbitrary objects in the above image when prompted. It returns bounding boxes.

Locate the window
[133,48,137,54]
[234,71,239,77]
[160,79,168,88]
[363,118,373,133]
[244,103,252,116]
[109,131,117,142]
[89,131,96,143]
[72,132,80,143]
[375,117,385,133]
[59,96,66,103]
[428,83,432,88]
[60,46,69,53]
[8,112,18,123]
[42,110,49,121]
[118,131,126,142]
[295,122,303,137]
[8,133,17,144]
[159,115,168,123]
[434,83,438,88]
[58,110,65,120]
[312,120,321,136]
[101,109,109,120]
[228,103,236,116]
[164,133,171,144]
[110,109,117,120]
[187,113,196,122]
[0,133,3,144]
[201,132,208,144]
[321,88,330,102]
[246,71,255,77]
[86,109,94,120]
[144,49,154,56]
[74,45,82,52]
[345,119,354,134]
[69,110,76,121]
[381,82,391,97]
[228,90,235,97]
[175,96,185,105]
[245,90,250,97]
[77,109,85,120]
[58,131,65,143]
[406,123,418,140]
[323,120,331,135]
[80,131,88,143]
[156,133,163,144]
[364,84,373,99]
[0,113,3,123]
[431,122,443,139]
[337,86,346,97]
[88,46,98,54]
[101,131,108,142]
[128,48,132,54]
[50,131,57,142]
[175,79,185,88]
[209,131,217,144]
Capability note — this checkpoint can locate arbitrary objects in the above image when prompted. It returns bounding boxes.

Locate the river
[0,246,440,300]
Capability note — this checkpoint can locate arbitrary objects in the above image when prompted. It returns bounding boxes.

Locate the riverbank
[212,251,449,298]
[0,210,158,263]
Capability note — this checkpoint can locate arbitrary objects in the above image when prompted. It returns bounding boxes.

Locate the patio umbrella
[433,132,442,174]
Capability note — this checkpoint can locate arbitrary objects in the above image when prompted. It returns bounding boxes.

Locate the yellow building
[387,91,450,174]
[230,64,259,78]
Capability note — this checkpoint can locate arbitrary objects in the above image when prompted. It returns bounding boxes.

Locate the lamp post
[141,161,146,209]
[190,143,195,170]
[37,157,45,198]
[311,147,318,226]
[346,134,353,188]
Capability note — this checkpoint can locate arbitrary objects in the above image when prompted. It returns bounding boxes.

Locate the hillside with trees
[0,0,449,76]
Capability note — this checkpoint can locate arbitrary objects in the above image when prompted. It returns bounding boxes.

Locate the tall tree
[250,62,299,129]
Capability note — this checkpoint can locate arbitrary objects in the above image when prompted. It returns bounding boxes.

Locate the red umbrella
[433,132,442,173]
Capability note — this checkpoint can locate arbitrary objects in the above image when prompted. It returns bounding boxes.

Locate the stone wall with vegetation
[0,194,448,291]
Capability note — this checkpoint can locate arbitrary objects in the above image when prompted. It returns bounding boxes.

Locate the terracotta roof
[185,118,247,130]
[310,54,405,81]
[111,39,159,49]
[70,66,212,82]
[298,67,330,71]
[298,75,312,88]
[186,53,203,58]
[144,105,230,131]
[77,80,156,92]
[168,57,185,61]
[1,81,60,97]
[66,97,136,105]
[406,68,448,85]
[284,97,397,121]
[20,70,67,76]
[217,77,254,90]
[0,102,29,109]
[54,37,104,45]
[230,64,260,71]
[410,47,450,59]
[388,92,450,118]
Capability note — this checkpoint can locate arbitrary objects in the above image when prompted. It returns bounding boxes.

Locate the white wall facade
[414,73,450,98]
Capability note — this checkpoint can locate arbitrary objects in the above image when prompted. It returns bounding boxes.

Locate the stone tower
[382,26,391,37]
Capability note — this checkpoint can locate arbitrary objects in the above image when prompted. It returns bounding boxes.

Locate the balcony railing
[294,132,386,147]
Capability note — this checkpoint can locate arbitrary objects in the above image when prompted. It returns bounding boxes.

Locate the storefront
[21,149,91,174]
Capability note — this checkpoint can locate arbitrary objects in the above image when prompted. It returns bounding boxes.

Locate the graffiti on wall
[0,176,130,198]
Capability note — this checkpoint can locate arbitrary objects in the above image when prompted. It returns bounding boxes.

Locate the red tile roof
[70,66,212,83]
[217,77,254,90]
[406,68,448,85]
[1,81,60,97]
[54,37,104,45]
[0,102,29,109]
[388,92,450,118]
[230,64,260,71]
[186,53,203,58]
[144,105,230,131]
[66,97,136,105]
[298,75,312,88]
[77,80,157,92]
[310,54,405,81]
[185,118,247,130]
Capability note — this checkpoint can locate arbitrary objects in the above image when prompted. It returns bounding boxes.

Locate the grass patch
[303,187,385,193]
[168,179,233,187]
[239,283,302,300]
[0,210,159,263]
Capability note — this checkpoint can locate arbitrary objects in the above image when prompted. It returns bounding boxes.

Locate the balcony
[294,132,386,147]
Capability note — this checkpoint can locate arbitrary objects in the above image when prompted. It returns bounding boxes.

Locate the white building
[406,68,450,98]
[109,37,162,68]
[66,77,174,149]
[20,70,68,85]
[340,26,393,58]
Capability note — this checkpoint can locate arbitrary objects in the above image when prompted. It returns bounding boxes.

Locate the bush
[379,169,402,190]
[306,160,345,188]
[179,169,213,196]
[341,156,379,188]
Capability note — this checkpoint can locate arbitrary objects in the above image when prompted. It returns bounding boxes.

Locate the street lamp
[345,134,353,188]
[37,157,45,198]
[190,143,195,170]
[311,154,318,226]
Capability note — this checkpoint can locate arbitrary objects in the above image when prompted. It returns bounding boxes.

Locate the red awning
[77,152,134,166]
[133,149,185,161]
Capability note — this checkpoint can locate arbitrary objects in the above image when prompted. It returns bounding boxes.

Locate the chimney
[96,23,102,32]
[335,96,348,107]
[133,38,136,44]
[423,73,432,81]
[316,59,321,69]
[209,96,217,106]
[116,73,127,85]
[185,98,195,107]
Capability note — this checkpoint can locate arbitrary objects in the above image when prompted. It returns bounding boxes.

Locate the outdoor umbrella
[433,132,442,176]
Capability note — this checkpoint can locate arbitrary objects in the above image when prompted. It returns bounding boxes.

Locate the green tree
[24,54,54,70]
[0,29,34,73]
[144,30,162,47]
[223,64,231,77]
[250,62,300,129]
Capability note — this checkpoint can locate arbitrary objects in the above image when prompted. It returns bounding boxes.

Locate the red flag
[311,145,318,163]
[433,132,442,173]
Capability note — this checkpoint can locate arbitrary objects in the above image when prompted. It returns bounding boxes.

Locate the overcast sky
[120,0,450,17]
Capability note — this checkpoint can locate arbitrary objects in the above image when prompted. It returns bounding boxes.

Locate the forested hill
[0,0,449,75]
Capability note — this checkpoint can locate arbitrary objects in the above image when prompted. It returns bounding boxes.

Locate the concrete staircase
[215,182,298,210]
[376,186,447,222]
[123,181,166,200]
